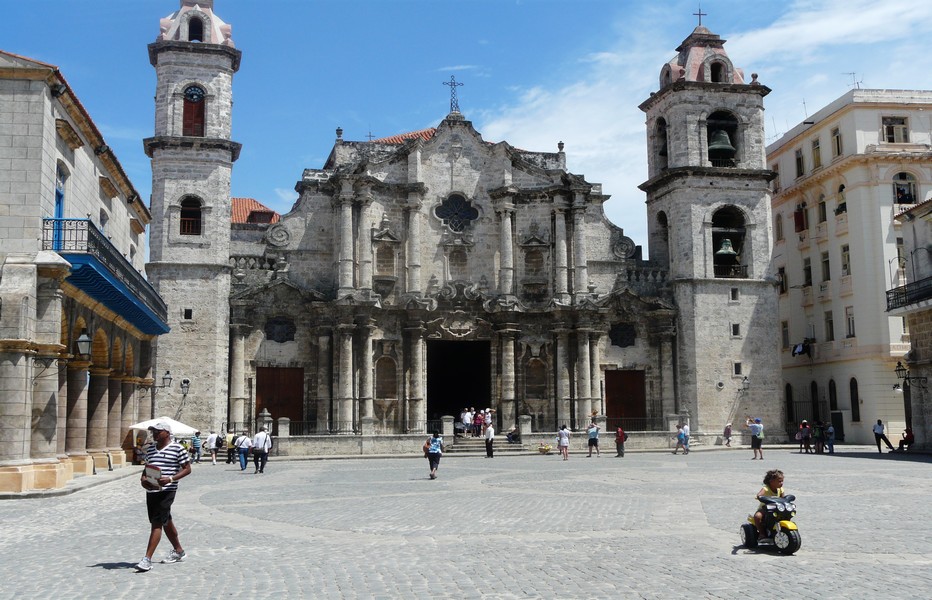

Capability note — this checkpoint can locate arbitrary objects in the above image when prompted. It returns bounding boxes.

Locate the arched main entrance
[426,340,491,422]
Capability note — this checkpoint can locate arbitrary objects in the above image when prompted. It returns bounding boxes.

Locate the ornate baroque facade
[148,2,782,443]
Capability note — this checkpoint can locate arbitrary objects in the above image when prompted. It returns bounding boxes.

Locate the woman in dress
[557,424,570,461]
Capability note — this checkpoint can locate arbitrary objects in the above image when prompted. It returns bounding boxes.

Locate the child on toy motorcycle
[754,469,785,540]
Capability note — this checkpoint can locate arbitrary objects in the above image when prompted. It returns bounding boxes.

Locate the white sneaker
[162,549,186,564]
[135,557,152,572]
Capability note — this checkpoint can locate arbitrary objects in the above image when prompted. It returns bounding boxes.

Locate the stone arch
[180,9,212,43]
[654,117,669,170]
[707,110,740,166]
[710,204,749,278]
[91,328,109,368]
[124,343,135,377]
[179,195,203,235]
[659,64,673,88]
[890,171,919,204]
[704,55,734,83]
[111,337,124,374]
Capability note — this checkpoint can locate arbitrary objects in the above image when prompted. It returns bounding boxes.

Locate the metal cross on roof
[444,75,463,113]
[693,4,707,26]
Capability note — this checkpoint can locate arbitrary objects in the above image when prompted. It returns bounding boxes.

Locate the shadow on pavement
[89,562,137,570]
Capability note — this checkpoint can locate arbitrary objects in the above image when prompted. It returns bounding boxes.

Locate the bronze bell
[708,129,736,157]
[715,238,738,255]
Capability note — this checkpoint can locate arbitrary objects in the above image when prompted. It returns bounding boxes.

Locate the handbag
[422,439,431,458]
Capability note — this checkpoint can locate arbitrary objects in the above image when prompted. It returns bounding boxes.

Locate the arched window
[188,17,204,42]
[375,357,397,399]
[828,379,838,411]
[835,185,847,215]
[655,118,668,170]
[849,378,860,422]
[785,384,794,424]
[707,111,738,167]
[448,247,467,280]
[712,206,746,278]
[893,172,917,204]
[660,65,672,88]
[179,197,202,236]
[710,61,726,83]
[182,85,206,137]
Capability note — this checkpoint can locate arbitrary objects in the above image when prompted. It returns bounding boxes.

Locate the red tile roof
[231,197,280,224]
[371,128,436,144]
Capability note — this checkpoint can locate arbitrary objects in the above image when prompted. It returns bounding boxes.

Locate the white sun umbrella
[129,416,199,437]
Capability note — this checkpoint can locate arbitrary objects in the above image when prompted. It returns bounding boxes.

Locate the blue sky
[3,0,931,250]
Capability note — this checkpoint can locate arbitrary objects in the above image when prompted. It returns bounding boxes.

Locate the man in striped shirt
[135,421,192,572]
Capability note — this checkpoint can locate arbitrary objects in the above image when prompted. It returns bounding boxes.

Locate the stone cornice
[143,136,242,162]
[639,80,771,112]
[639,166,775,193]
[148,40,242,72]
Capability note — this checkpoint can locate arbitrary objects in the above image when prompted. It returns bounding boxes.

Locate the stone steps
[445,436,525,454]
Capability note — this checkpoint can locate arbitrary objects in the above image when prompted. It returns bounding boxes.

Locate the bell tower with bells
[144,0,242,429]
[638,22,781,432]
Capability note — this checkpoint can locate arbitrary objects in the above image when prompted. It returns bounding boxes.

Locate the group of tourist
[795,419,836,454]
[458,407,495,438]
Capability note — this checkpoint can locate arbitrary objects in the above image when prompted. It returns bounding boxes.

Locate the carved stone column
[555,329,571,428]
[499,328,517,426]
[106,376,125,467]
[357,187,374,293]
[575,330,591,427]
[498,204,515,296]
[86,367,111,469]
[336,323,355,433]
[121,378,136,460]
[572,195,589,298]
[358,318,374,420]
[553,204,570,302]
[316,331,332,433]
[406,320,425,432]
[406,195,422,294]
[66,360,92,475]
[337,186,355,296]
[589,333,603,416]
[230,325,247,430]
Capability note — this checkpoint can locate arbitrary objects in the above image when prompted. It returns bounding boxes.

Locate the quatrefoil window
[434,194,478,232]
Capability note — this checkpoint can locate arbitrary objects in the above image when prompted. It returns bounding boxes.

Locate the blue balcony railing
[886,274,932,312]
[42,218,168,332]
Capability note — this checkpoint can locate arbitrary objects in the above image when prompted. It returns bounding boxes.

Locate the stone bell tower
[638,25,782,433]
[144,0,241,431]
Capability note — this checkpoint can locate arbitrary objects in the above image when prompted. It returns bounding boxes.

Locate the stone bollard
[441,415,454,438]
[360,416,376,436]
[277,417,290,438]
[258,408,273,433]
[518,414,532,439]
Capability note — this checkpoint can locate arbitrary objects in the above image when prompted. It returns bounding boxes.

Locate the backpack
[215,435,225,449]
[624,432,629,442]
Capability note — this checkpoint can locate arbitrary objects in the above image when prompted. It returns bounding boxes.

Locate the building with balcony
[0,50,169,492]
[768,89,932,444]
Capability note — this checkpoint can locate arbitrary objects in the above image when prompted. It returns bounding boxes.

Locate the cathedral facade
[147,1,783,444]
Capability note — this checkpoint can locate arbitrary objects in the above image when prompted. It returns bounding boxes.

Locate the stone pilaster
[358,319,374,419]
[576,330,591,427]
[406,320,425,432]
[230,325,247,430]
[316,331,332,432]
[499,329,517,426]
[66,360,93,475]
[357,188,374,293]
[589,333,603,416]
[553,205,570,303]
[0,344,31,492]
[572,196,589,298]
[498,204,515,296]
[406,196,422,294]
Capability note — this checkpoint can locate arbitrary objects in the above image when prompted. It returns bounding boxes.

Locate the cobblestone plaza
[2,447,930,598]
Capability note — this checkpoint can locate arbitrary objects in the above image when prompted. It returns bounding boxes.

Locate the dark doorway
[604,370,647,430]
[256,367,304,432]
[427,340,491,422]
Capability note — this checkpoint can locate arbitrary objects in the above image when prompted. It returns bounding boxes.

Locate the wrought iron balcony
[714,264,748,278]
[42,218,169,334]
[886,274,932,312]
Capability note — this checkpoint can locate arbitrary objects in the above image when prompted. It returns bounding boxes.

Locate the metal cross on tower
[444,75,463,113]
[694,4,707,26]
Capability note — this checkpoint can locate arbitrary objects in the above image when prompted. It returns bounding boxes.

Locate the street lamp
[894,361,927,388]
[75,329,92,357]
[742,376,750,391]
[180,378,190,395]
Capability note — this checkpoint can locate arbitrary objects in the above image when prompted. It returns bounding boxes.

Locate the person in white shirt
[252,427,273,473]
[485,423,495,458]
[872,419,894,453]
[682,422,690,452]
[205,431,219,465]
[234,430,253,471]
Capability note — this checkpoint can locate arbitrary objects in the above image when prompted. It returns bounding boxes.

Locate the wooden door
[256,367,304,422]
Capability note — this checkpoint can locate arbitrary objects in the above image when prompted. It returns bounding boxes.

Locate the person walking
[190,431,202,463]
[205,431,219,465]
[672,424,687,455]
[425,431,444,479]
[252,426,273,473]
[225,430,236,464]
[485,422,495,458]
[586,422,600,457]
[615,426,626,457]
[234,430,252,470]
[682,422,690,453]
[746,417,764,460]
[135,421,192,572]
[557,424,570,461]
[723,423,732,447]
[872,419,894,453]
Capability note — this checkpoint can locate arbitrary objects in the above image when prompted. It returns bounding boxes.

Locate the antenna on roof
[802,99,808,118]
[844,72,863,90]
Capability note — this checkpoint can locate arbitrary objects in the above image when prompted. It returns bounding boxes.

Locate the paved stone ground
[1,446,931,599]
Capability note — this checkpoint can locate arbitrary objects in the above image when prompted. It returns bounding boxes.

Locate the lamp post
[894,361,927,388]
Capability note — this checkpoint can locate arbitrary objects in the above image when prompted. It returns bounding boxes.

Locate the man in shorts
[587,422,600,457]
[746,417,764,460]
[135,420,192,572]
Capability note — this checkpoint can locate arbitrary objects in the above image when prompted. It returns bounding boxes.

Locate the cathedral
[146,0,782,445]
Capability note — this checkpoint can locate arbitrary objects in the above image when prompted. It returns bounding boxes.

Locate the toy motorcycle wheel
[740,523,758,548]
[773,529,801,555]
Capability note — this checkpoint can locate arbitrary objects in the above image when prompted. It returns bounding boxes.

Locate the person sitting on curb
[894,427,915,452]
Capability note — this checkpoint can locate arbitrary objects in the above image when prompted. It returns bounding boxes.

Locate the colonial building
[768,89,932,444]
[147,2,782,445]
[0,51,168,492]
